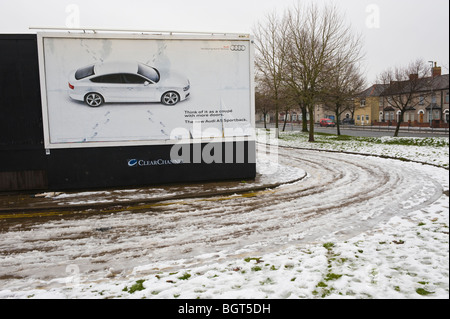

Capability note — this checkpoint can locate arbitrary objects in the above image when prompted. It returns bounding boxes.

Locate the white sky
[1,0,449,84]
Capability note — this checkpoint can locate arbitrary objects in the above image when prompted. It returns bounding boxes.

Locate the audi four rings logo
[230,45,246,51]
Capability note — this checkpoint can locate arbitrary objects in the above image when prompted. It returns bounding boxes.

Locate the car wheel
[161,91,179,105]
[84,93,104,107]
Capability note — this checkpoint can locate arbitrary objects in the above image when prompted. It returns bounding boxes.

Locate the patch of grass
[315,132,354,141]
[318,287,335,298]
[244,257,263,263]
[284,263,295,269]
[324,273,343,281]
[416,288,434,296]
[260,277,273,285]
[123,279,145,294]
[178,272,191,280]
[378,137,448,147]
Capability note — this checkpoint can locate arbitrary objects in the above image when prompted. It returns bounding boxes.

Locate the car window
[122,73,147,84]
[90,75,103,83]
[90,74,123,83]
[137,63,160,83]
[75,65,95,80]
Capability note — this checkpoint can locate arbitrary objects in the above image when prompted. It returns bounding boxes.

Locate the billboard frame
[36,31,255,150]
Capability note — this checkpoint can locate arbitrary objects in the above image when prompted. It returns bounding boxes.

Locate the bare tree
[284,52,309,132]
[285,2,364,141]
[279,86,296,132]
[253,11,290,137]
[322,60,366,135]
[378,59,431,137]
[255,83,274,129]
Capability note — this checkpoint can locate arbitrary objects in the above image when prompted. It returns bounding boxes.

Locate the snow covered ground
[277,131,449,169]
[0,133,448,299]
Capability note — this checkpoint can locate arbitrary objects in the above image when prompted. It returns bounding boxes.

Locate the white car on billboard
[68,61,190,107]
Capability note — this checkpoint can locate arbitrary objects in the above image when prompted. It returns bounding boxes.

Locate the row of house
[354,65,449,127]
[257,64,449,128]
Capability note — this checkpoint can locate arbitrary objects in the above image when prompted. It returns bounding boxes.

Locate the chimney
[409,74,418,81]
[432,62,441,77]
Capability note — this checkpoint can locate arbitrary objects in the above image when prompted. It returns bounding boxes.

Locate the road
[0,146,444,292]
[258,122,449,138]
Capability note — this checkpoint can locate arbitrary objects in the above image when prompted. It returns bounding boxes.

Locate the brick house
[376,65,449,128]
[352,65,449,128]
[354,84,388,126]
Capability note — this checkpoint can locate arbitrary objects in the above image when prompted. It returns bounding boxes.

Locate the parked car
[68,61,190,107]
[342,118,355,125]
[319,118,335,127]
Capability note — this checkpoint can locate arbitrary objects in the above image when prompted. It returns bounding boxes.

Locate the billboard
[37,32,255,149]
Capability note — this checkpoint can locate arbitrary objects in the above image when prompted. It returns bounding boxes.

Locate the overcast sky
[1,0,448,84]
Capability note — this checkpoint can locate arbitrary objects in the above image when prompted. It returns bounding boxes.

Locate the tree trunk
[394,111,404,137]
[274,96,279,138]
[263,112,267,129]
[301,105,308,132]
[335,105,341,136]
[282,113,287,131]
[308,104,315,142]
[275,109,279,131]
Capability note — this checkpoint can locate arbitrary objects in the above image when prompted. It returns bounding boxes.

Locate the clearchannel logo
[128,159,138,167]
[127,158,183,167]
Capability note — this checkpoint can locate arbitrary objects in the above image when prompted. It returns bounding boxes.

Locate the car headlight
[183,83,190,91]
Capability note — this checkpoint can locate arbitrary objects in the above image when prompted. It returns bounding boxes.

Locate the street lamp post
[428,61,434,128]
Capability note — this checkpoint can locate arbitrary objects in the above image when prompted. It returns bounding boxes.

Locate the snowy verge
[2,187,447,299]
[274,132,449,169]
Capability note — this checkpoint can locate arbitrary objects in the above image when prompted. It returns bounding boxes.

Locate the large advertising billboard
[37,32,255,149]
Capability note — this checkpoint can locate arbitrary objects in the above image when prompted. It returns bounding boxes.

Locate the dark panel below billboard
[46,141,256,190]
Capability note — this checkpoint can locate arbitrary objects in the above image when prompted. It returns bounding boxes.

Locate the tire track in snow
[0,148,444,287]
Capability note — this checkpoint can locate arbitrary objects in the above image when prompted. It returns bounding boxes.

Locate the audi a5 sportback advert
[68,61,190,107]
